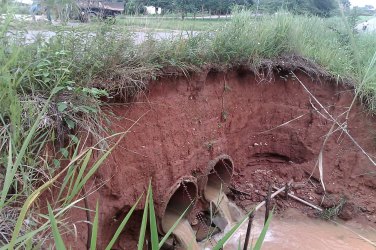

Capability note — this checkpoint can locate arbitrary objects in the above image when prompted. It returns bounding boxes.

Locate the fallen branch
[254,185,287,211]
[264,185,272,225]
[258,113,307,134]
[229,187,251,197]
[275,188,376,248]
[272,186,323,212]
[292,73,376,167]
[242,212,254,250]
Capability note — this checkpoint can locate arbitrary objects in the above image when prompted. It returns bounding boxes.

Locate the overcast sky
[350,0,375,7]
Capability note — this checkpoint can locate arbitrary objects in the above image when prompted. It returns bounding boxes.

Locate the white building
[145,6,162,15]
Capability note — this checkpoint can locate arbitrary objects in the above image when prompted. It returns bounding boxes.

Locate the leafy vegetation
[319,197,347,220]
[0,3,376,249]
[125,0,254,16]
[124,0,345,17]
[257,0,340,17]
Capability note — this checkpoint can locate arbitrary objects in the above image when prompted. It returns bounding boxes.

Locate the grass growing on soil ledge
[1,9,376,248]
[116,15,228,31]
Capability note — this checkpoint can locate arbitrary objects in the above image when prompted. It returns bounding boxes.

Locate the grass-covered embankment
[117,15,228,31]
[1,10,376,248]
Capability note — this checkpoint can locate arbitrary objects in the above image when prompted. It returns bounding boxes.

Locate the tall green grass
[0,14,128,247]
[117,15,227,31]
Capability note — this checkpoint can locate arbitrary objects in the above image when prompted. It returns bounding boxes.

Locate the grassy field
[1,9,376,249]
[6,15,228,33]
[357,15,375,23]
[13,13,373,33]
[117,15,230,31]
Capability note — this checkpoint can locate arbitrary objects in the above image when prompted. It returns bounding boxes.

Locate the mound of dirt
[63,69,376,249]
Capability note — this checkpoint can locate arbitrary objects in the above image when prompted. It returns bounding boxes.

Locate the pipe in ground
[200,154,237,228]
[200,154,234,200]
[159,176,200,249]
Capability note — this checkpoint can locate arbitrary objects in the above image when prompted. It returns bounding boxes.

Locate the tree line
[125,0,254,17]
[258,0,350,17]
[124,0,350,17]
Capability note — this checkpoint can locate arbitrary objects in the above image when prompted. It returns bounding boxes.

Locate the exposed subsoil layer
[65,69,376,249]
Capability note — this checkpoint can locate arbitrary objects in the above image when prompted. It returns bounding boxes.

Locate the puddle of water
[165,179,375,250]
[212,208,376,250]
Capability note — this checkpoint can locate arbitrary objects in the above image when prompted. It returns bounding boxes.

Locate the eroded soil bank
[65,69,376,249]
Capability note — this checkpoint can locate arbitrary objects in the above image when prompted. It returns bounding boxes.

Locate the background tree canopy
[125,0,253,15]
[258,0,338,17]
[123,0,340,17]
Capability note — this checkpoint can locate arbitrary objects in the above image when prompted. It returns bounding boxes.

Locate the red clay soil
[63,69,376,249]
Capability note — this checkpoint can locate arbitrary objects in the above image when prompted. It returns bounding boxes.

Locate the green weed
[319,197,347,220]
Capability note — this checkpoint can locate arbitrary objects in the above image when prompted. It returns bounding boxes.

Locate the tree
[124,0,144,14]
[357,5,376,15]
[174,0,196,19]
[258,0,337,17]
[204,0,233,15]
[309,0,337,17]
[340,0,350,10]
[147,0,174,13]
[141,0,253,17]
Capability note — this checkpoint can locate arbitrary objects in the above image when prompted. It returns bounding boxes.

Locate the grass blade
[90,201,99,250]
[0,140,14,209]
[47,204,67,250]
[0,225,47,250]
[138,183,150,250]
[148,182,159,250]
[75,146,116,199]
[0,86,56,207]
[253,212,273,250]
[158,202,192,248]
[57,141,81,202]
[66,148,93,203]
[213,209,254,250]
[8,147,91,249]
[105,194,144,250]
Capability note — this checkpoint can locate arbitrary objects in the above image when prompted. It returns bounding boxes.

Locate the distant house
[145,6,162,15]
